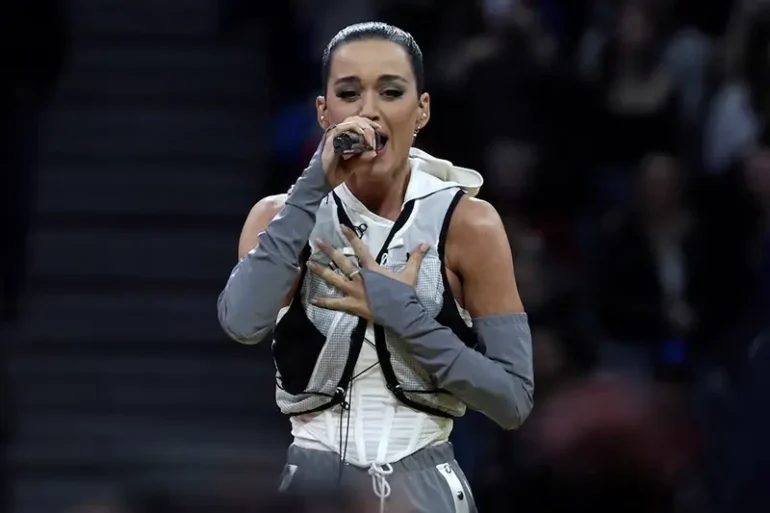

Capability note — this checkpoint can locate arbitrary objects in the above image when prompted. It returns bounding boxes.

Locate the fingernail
[420,243,429,251]
[310,299,318,305]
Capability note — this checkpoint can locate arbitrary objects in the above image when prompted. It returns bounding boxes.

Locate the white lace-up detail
[368,463,394,512]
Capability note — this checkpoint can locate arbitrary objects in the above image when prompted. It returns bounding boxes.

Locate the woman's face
[317,39,429,179]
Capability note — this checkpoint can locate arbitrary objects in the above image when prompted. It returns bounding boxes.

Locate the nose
[358,91,380,122]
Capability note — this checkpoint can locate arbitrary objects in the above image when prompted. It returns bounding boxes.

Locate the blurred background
[2,0,769,512]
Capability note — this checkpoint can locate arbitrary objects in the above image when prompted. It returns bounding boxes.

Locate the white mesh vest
[272,164,477,418]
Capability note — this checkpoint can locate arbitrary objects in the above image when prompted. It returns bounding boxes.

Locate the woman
[217,22,534,513]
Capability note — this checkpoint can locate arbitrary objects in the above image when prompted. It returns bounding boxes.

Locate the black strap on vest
[273,243,342,409]
[436,190,478,349]
[277,190,472,418]
[373,189,470,418]
[330,192,417,409]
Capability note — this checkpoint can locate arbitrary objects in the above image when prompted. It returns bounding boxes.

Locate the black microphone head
[333,132,358,155]
[332,131,383,156]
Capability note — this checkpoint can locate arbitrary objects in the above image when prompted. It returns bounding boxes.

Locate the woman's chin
[359,157,390,178]
[351,147,406,181]
[369,160,393,178]
[372,147,410,176]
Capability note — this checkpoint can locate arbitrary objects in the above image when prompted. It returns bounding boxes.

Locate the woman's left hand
[307,226,429,320]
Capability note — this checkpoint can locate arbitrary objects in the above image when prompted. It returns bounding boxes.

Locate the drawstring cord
[368,463,393,513]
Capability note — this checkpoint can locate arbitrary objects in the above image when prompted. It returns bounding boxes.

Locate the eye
[382,89,404,99]
[336,90,358,101]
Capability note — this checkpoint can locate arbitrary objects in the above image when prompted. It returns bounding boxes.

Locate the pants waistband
[286,442,455,472]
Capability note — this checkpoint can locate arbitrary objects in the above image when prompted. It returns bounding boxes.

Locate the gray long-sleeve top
[217,146,329,344]
[217,147,533,429]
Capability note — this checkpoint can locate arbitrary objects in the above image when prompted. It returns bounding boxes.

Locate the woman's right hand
[321,116,381,187]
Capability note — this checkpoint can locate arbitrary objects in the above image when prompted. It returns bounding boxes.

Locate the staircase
[7,1,289,512]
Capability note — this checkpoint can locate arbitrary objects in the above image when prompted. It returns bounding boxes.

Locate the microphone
[333,132,385,156]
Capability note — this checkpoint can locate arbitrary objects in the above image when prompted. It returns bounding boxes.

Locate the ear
[416,92,431,132]
[316,96,329,130]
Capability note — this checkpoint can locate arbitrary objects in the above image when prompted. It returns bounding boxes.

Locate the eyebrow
[333,74,408,87]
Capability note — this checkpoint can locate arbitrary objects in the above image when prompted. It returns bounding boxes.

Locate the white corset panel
[290,326,452,466]
[290,180,454,465]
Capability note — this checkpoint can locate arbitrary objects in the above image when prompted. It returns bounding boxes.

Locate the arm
[217,147,330,344]
[362,197,534,430]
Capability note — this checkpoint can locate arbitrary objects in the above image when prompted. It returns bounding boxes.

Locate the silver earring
[414,114,426,137]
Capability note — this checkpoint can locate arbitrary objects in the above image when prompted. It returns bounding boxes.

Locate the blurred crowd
[3,0,769,512]
[254,0,770,511]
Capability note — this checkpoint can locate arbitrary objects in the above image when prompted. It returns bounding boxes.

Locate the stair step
[55,37,267,105]
[17,291,224,343]
[40,103,268,158]
[28,228,235,281]
[8,365,275,413]
[67,39,259,75]
[9,353,264,380]
[43,134,262,162]
[34,166,255,218]
[10,414,283,467]
[12,380,264,411]
[57,74,257,106]
[46,105,258,146]
[12,479,119,513]
[12,415,280,445]
[14,413,278,441]
[11,442,282,470]
[69,0,220,36]
[42,146,264,167]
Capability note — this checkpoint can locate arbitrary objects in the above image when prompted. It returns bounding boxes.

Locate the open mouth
[376,133,389,152]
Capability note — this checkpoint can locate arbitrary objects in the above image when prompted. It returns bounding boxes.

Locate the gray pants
[279,443,477,513]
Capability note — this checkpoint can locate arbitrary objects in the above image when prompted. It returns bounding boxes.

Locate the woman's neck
[345,162,411,221]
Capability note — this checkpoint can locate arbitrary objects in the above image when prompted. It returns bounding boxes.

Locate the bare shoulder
[450,195,505,234]
[243,194,288,231]
[446,195,510,268]
[249,193,288,218]
[446,195,522,316]
[238,194,288,259]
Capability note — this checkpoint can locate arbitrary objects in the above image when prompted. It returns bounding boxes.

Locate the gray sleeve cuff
[217,144,331,344]
[362,270,534,430]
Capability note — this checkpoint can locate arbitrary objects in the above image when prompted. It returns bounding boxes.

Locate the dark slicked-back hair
[321,22,424,95]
